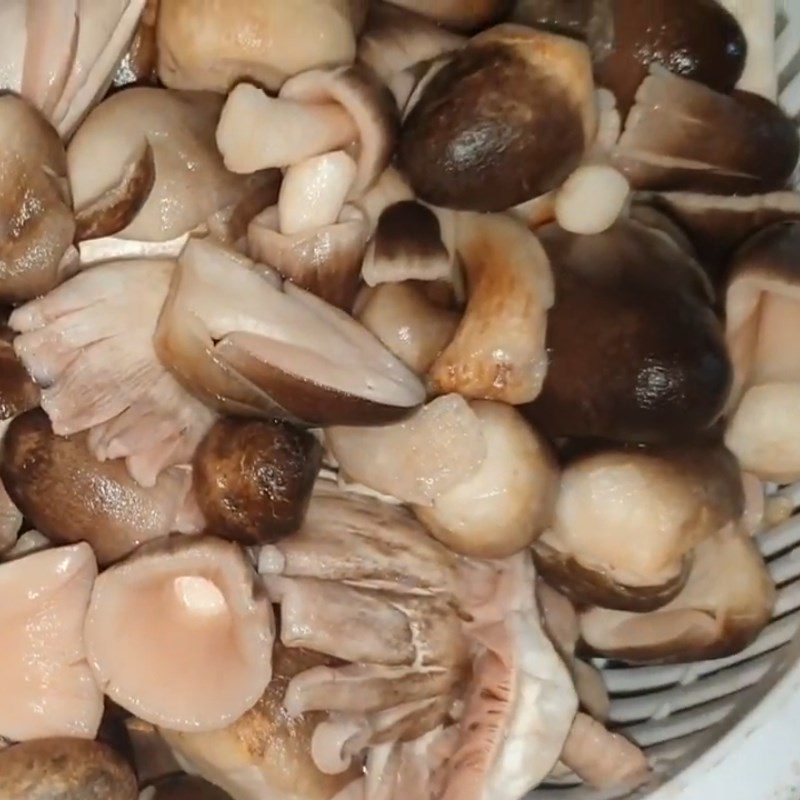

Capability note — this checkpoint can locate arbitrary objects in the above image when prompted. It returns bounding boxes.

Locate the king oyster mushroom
[0,738,137,800]
[580,523,775,663]
[724,221,800,481]
[525,219,732,443]
[533,442,745,611]
[385,0,510,31]
[0,544,102,741]
[85,535,274,732]
[0,410,201,566]
[0,94,76,304]
[68,88,279,262]
[154,238,425,425]
[11,259,216,486]
[397,24,596,211]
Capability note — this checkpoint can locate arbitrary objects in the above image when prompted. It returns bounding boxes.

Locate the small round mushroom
[0,738,138,800]
[525,219,732,443]
[385,0,510,30]
[85,535,274,732]
[533,442,745,611]
[398,24,596,211]
[579,524,775,663]
[0,410,201,566]
[414,401,558,558]
[193,417,322,546]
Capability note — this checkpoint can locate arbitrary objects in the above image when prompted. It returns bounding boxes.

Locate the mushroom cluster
[0,2,793,799]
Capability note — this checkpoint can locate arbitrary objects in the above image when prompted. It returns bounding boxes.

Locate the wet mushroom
[580,524,775,663]
[398,24,596,211]
[193,417,322,545]
[154,238,425,425]
[0,738,137,800]
[533,442,745,611]
[0,410,201,566]
[525,219,732,443]
[113,0,160,88]
[509,0,594,37]
[385,0,511,31]
[85,535,274,732]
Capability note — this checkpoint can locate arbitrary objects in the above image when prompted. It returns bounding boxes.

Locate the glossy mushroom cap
[0,325,40,423]
[525,219,732,443]
[398,24,596,211]
[85,535,274,732]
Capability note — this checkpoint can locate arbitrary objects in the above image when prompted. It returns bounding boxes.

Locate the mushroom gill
[0,543,102,742]
[85,535,274,732]
[11,258,215,486]
[154,238,425,425]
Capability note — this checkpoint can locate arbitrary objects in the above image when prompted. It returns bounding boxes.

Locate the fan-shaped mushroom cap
[533,443,745,611]
[85,535,274,732]
[0,544,102,741]
[385,0,510,30]
[155,238,425,425]
[580,525,775,663]
[0,738,138,800]
[398,24,596,211]
[525,219,732,443]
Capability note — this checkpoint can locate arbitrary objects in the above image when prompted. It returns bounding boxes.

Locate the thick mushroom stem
[428,212,554,404]
[85,536,274,733]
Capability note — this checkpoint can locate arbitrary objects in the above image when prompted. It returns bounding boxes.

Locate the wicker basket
[531,3,800,798]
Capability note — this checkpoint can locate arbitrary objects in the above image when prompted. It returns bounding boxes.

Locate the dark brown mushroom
[193,417,322,546]
[524,219,732,443]
[0,325,40,423]
[385,0,511,30]
[398,24,596,211]
[509,0,594,37]
[150,775,234,800]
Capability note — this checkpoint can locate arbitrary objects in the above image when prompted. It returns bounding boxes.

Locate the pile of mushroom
[0,1,794,798]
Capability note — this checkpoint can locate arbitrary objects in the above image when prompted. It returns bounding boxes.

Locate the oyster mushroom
[724,221,800,481]
[414,401,558,559]
[113,0,160,88]
[613,73,800,193]
[0,544,102,741]
[532,442,744,611]
[385,0,510,31]
[161,644,359,800]
[155,238,425,425]
[428,212,554,404]
[193,417,322,545]
[0,410,201,566]
[11,259,216,486]
[525,219,732,443]
[157,0,365,94]
[580,524,775,663]
[0,95,75,304]
[85,535,274,732]
[0,738,137,800]
[398,24,596,211]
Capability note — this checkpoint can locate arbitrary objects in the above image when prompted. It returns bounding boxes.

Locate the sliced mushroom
[0,410,200,565]
[0,738,137,800]
[0,95,75,304]
[724,221,800,481]
[614,73,800,193]
[533,442,744,611]
[0,544,102,741]
[113,0,160,88]
[193,417,322,545]
[85,535,274,732]
[525,219,732,442]
[580,524,775,663]
[385,0,510,30]
[414,401,558,558]
[398,24,596,211]
[11,259,216,486]
[428,212,554,404]
[155,238,425,425]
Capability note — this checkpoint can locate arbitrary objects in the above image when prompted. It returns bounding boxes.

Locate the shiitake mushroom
[193,418,322,546]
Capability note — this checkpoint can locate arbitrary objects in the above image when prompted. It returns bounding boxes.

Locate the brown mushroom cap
[509,0,593,37]
[0,326,40,423]
[0,738,138,800]
[0,410,198,566]
[385,0,511,30]
[524,219,732,443]
[398,24,595,211]
[193,417,322,546]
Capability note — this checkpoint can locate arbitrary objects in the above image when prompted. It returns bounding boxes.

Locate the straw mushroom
[193,417,322,545]
[149,775,234,800]
[398,24,596,211]
[0,326,40,425]
[113,0,160,88]
[385,0,510,31]
[0,738,137,800]
[85,535,274,732]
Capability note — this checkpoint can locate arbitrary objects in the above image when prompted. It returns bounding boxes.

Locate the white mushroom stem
[279,151,358,235]
[217,83,358,174]
[555,164,631,235]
